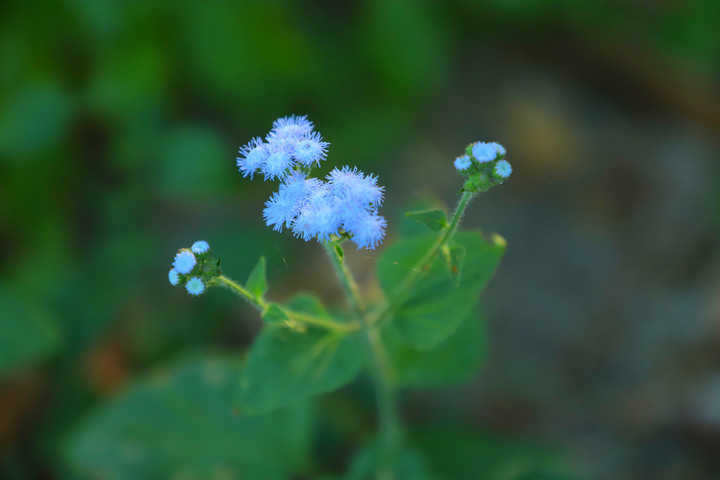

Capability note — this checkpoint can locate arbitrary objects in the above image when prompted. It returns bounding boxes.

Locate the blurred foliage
[66,354,312,479]
[1,0,719,478]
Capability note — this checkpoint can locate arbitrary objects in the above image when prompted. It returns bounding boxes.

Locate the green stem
[322,242,400,479]
[213,275,359,333]
[370,191,475,328]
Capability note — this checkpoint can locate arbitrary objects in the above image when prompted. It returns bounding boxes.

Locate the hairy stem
[323,242,400,479]
[213,275,359,332]
[370,191,475,327]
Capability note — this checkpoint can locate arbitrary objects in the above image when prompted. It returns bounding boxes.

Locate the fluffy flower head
[264,173,323,231]
[191,240,209,254]
[494,160,512,179]
[471,142,497,163]
[490,142,506,156]
[173,250,196,275]
[346,211,387,250]
[168,269,179,286]
[294,132,329,166]
[267,115,314,141]
[327,167,384,207]
[237,137,267,179]
[186,277,205,296]
[262,146,294,180]
[454,155,471,171]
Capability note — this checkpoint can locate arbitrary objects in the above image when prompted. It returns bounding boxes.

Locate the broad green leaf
[377,230,504,349]
[444,245,465,287]
[0,290,61,377]
[246,256,267,299]
[413,426,581,480]
[385,309,485,388]
[405,208,447,232]
[236,326,364,415]
[348,440,435,479]
[65,355,311,480]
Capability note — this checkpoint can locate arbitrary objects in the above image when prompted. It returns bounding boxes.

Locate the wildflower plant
[163,115,511,478]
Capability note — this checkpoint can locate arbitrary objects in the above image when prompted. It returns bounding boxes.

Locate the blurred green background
[2,0,720,478]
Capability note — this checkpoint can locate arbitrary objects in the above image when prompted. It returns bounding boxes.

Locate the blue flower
[186,277,205,296]
[168,269,180,286]
[494,159,512,178]
[264,173,322,231]
[293,132,329,166]
[490,142,506,156]
[454,155,471,171]
[346,211,387,250]
[292,190,341,242]
[327,167,384,207]
[237,137,268,179]
[173,250,196,274]
[262,145,294,180]
[471,142,497,163]
[267,115,314,141]
[191,240,210,254]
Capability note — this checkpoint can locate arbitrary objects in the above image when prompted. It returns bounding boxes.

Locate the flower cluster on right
[236,115,386,249]
[454,141,511,193]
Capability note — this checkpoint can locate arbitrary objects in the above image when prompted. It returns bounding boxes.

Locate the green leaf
[65,355,311,480]
[445,245,465,287]
[286,293,332,319]
[262,304,293,328]
[413,425,581,480]
[405,208,447,232]
[385,309,485,388]
[377,230,504,349]
[236,326,364,415]
[246,256,267,299]
[0,289,61,377]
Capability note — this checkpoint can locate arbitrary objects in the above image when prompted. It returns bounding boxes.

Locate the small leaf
[286,293,332,319]
[235,327,364,415]
[445,245,465,287]
[262,304,292,328]
[334,244,344,263]
[246,256,267,299]
[65,355,312,479]
[405,209,447,232]
[377,231,504,349]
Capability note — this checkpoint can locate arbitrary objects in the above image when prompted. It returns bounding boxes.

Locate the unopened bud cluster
[454,141,512,193]
[168,241,220,296]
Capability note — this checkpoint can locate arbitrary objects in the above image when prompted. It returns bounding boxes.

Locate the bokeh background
[2,0,720,478]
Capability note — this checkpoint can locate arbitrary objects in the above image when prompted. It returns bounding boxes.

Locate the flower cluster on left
[168,240,221,296]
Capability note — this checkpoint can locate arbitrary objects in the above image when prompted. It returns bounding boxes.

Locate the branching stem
[213,275,359,333]
[369,191,475,327]
[323,242,400,480]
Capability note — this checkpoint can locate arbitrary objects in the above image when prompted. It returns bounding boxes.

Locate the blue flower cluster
[168,240,219,295]
[454,141,512,192]
[237,115,329,180]
[238,116,386,249]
